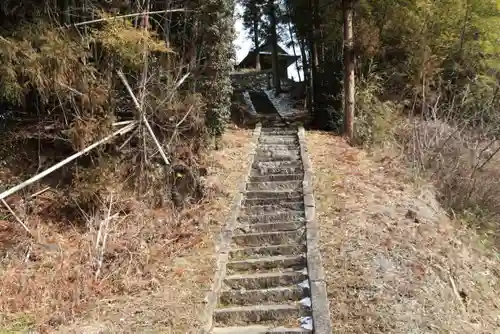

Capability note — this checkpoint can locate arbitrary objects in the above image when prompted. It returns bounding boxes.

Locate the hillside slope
[307,132,500,333]
[0,126,252,333]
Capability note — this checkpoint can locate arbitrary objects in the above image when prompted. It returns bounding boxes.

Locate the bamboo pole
[66,9,188,28]
[0,123,136,201]
[116,70,170,166]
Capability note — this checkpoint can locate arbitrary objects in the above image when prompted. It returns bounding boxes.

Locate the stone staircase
[204,122,331,334]
[249,91,279,116]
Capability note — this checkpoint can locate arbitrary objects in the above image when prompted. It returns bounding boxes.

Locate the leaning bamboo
[1,199,32,235]
[0,122,136,201]
[116,70,171,166]
[66,9,188,28]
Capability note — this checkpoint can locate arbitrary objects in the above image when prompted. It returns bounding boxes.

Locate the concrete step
[252,161,302,169]
[261,128,297,135]
[229,244,306,260]
[256,147,300,153]
[258,144,300,151]
[232,230,305,247]
[261,131,297,136]
[226,254,306,273]
[245,190,302,200]
[249,174,303,183]
[214,303,306,326]
[219,285,308,307]
[246,181,302,192]
[243,197,304,206]
[254,155,300,163]
[243,202,304,215]
[211,325,312,334]
[224,270,308,290]
[259,132,297,137]
[246,221,305,233]
[259,137,298,145]
[255,149,300,156]
[251,166,303,176]
[238,211,305,224]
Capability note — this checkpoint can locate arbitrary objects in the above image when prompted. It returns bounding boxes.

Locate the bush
[353,75,402,146]
[396,118,500,245]
[0,10,214,215]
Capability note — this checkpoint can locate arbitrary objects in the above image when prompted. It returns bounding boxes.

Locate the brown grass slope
[307,131,500,334]
[0,126,252,333]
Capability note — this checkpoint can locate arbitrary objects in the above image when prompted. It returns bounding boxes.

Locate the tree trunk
[253,19,261,70]
[299,38,312,113]
[164,0,172,47]
[287,19,302,81]
[268,0,281,95]
[459,0,471,57]
[299,39,309,82]
[313,0,321,68]
[308,0,318,118]
[309,37,317,110]
[343,0,355,141]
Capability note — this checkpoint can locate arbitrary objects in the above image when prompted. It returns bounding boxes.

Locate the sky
[233,4,302,81]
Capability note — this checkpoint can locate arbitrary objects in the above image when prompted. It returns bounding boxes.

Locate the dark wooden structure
[236,41,299,79]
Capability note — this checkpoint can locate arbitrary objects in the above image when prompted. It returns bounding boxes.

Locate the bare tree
[343,0,355,141]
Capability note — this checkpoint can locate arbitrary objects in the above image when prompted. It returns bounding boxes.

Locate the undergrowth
[355,71,500,249]
[0,2,236,331]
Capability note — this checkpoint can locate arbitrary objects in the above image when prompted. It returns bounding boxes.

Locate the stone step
[261,127,297,134]
[243,202,305,215]
[258,144,300,151]
[259,137,298,145]
[255,149,300,155]
[260,131,297,136]
[229,244,306,260]
[254,156,300,163]
[246,221,305,233]
[246,181,302,192]
[251,166,303,176]
[259,133,297,138]
[212,325,311,334]
[256,147,300,154]
[232,230,305,247]
[219,285,308,307]
[261,130,297,135]
[254,154,300,163]
[243,197,304,206]
[214,304,306,326]
[249,174,303,183]
[226,254,306,273]
[260,133,297,137]
[260,134,298,139]
[238,211,305,224]
[252,161,302,169]
[245,190,302,200]
[224,270,308,290]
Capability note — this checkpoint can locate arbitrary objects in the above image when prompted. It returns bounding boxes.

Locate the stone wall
[230,70,272,92]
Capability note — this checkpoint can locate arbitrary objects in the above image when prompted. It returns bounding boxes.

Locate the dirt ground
[306,131,500,334]
[0,125,253,333]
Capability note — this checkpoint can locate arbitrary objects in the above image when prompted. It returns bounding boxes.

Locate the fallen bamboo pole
[65,9,188,28]
[0,122,136,201]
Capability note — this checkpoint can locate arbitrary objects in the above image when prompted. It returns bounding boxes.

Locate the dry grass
[395,119,500,247]
[307,131,500,334]
[0,125,252,333]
